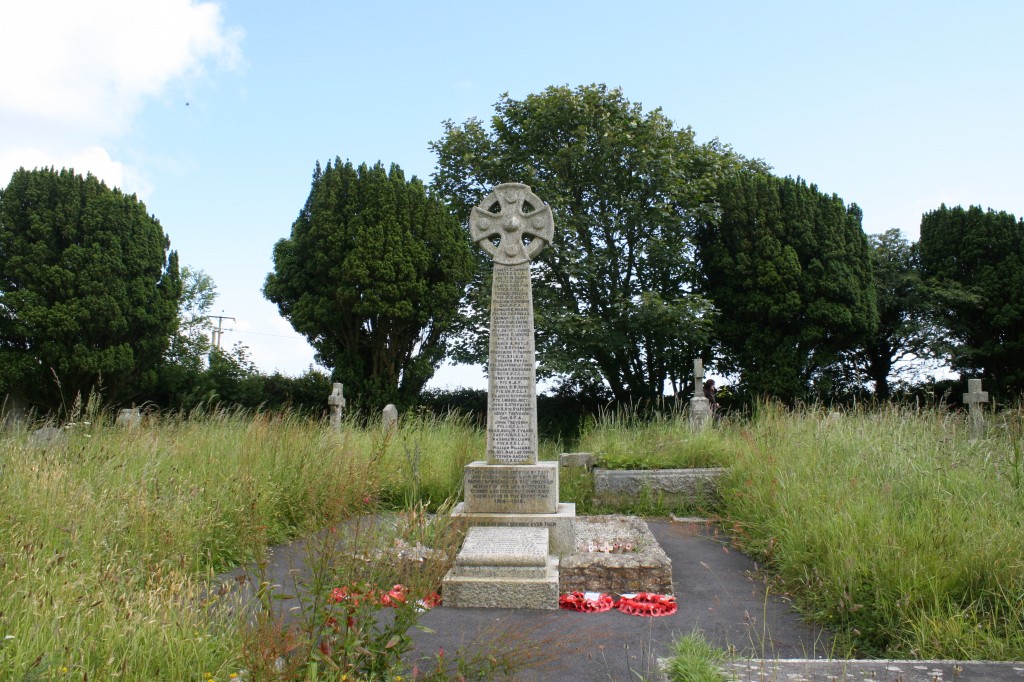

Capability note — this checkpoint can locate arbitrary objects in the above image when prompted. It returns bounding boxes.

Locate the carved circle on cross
[469,183,555,265]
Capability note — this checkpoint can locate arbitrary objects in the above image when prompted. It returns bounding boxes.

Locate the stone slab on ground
[592,467,726,507]
[559,452,596,470]
[442,526,559,609]
[722,659,1024,682]
[462,460,559,514]
[560,515,672,595]
[450,501,576,556]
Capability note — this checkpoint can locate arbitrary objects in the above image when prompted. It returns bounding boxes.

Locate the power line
[223,328,308,341]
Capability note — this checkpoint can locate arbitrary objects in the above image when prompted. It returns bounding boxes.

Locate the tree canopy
[859,229,942,399]
[431,84,761,402]
[264,160,474,409]
[696,172,876,403]
[0,167,181,411]
[918,204,1024,395]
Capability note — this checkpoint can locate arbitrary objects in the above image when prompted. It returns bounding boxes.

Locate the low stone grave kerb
[592,467,727,509]
[559,516,672,595]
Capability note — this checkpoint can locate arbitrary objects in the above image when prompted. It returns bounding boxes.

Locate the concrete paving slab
[721,659,1024,682]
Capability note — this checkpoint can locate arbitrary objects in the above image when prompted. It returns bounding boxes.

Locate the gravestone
[689,358,712,430]
[327,383,345,430]
[116,408,141,429]
[2,394,29,431]
[963,378,989,437]
[446,184,575,608]
[30,426,67,449]
[382,403,398,434]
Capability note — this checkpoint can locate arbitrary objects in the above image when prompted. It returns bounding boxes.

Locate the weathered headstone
[689,358,712,430]
[2,394,30,431]
[30,425,67,449]
[382,403,398,435]
[963,378,989,436]
[447,184,575,608]
[327,383,345,430]
[116,408,141,429]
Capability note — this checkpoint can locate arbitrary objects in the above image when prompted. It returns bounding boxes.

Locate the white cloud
[0,0,241,133]
[0,144,139,191]
[0,0,241,193]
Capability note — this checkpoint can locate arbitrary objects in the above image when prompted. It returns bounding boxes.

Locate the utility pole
[208,315,235,349]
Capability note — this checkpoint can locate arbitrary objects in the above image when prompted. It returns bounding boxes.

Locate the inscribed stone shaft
[470,183,554,465]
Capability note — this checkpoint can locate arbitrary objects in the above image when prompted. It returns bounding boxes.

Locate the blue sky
[2,1,1022,388]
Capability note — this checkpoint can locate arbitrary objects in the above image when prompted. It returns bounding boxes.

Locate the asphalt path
[406,518,832,680]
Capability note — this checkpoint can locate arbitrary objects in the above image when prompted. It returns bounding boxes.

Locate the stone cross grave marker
[469,183,554,465]
[689,358,712,429]
[327,383,345,430]
[963,378,989,436]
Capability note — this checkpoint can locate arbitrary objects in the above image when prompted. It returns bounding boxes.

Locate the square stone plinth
[462,460,558,514]
[451,502,576,556]
[442,527,559,609]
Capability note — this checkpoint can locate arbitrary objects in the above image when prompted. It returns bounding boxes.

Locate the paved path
[407,518,830,680]
[215,517,1024,681]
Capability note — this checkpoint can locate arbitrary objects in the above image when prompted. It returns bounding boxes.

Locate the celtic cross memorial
[469,183,554,465]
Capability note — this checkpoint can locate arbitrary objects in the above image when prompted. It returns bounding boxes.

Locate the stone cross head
[328,383,345,407]
[963,378,989,406]
[693,358,704,384]
[469,183,555,265]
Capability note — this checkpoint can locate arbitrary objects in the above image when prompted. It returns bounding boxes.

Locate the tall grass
[0,408,480,680]
[578,408,737,470]
[721,402,1024,659]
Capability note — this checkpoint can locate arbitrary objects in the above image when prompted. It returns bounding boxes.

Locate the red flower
[387,584,407,605]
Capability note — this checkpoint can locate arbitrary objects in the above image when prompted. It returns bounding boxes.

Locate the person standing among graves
[703,379,718,413]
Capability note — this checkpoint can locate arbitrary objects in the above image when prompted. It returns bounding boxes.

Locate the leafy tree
[859,230,943,399]
[203,342,265,408]
[918,204,1024,394]
[430,84,762,402]
[0,167,181,411]
[154,266,218,407]
[264,160,473,410]
[696,172,876,403]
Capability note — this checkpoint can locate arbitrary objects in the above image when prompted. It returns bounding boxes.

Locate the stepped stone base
[442,527,559,609]
[451,501,576,556]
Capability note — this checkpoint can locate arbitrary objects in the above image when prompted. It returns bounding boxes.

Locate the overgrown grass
[0,408,481,680]
[6,400,1024,676]
[579,409,737,470]
[665,629,727,682]
[720,402,1024,660]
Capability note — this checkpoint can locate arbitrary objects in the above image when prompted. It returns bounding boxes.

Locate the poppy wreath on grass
[558,591,616,613]
[615,593,677,617]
